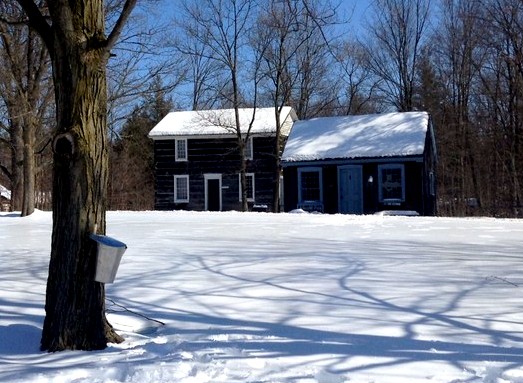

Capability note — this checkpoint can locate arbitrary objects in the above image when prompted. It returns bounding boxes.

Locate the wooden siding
[283,158,434,215]
[153,135,277,211]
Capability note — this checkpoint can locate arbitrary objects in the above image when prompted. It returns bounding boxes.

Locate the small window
[174,175,189,202]
[298,167,323,202]
[239,173,255,201]
[244,137,253,160]
[378,164,405,202]
[175,138,187,161]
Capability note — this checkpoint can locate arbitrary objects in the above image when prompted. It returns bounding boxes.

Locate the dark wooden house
[281,112,437,215]
[149,107,298,211]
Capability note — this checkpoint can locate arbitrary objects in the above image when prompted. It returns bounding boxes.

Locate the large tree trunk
[39,1,123,352]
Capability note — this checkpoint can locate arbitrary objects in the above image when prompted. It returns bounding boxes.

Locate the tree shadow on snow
[106,237,523,378]
[0,324,42,354]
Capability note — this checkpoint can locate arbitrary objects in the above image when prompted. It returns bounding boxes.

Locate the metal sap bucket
[90,234,127,283]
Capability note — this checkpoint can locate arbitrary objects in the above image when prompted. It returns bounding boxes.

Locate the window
[239,173,255,201]
[174,175,189,202]
[175,138,187,161]
[244,137,253,160]
[298,167,323,202]
[378,164,405,203]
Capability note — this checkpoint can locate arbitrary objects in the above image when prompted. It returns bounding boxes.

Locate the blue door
[339,166,363,214]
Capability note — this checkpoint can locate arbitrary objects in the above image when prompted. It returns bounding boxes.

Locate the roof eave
[282,154,425,167]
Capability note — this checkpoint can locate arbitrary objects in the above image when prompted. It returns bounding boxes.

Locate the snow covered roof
[149,107,297,139]
[0,185,10,200]
[282,111,430,162]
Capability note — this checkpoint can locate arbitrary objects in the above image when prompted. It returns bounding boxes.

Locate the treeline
[0,0,522,216]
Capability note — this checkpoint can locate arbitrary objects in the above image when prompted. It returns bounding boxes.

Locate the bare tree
[363,0,431,112]
[0,2,53,216]
[333,40,380,115]
[254,0,338,211]
[106,1,185,134]
[176,0,258,211]
[478,0,523,215]
[15,0,137,351]
[429,0,485,215]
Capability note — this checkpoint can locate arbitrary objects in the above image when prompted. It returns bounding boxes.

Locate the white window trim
[175,138,188,162]
[244,137,253,160]
[378,164,405,202]
[174,175,189,203]
[297,167,323,203]
[239,173,255,202]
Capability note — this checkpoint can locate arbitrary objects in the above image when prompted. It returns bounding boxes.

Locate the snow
[148,107,296,138]
[282,112,430,162]
[2,209,523,383]
[0,184,10,200]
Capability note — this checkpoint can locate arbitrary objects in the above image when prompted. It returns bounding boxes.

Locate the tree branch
[105,0,138,52]
[0,163,12,180]
[14,0,53,49]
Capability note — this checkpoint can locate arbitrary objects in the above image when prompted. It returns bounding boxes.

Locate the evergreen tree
[109,77,173,210]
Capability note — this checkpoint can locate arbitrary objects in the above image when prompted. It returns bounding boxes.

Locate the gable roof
[149,107,297,139]
[281,111,431,162]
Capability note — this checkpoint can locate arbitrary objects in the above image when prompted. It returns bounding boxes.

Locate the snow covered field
[2,210,523,383]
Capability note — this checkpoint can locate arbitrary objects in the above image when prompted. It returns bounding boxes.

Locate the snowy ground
[2,210,523,383]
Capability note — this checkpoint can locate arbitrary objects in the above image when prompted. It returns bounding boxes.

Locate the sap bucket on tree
[90,233,127,283]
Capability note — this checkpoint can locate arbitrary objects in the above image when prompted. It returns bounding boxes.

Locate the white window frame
[244,137,253,160]
[239,173,255,202]
[378,164,405,203]
[174,175,189,203]
[175,138,188,162]
[298,167,323,203]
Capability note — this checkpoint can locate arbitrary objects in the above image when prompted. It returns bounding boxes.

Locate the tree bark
[41,23,120,352]
[42,24,123,352]
[15,0,136,351]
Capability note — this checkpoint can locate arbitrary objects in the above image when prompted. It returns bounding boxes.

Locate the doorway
[338,165,363,214]
[205,174,222,211]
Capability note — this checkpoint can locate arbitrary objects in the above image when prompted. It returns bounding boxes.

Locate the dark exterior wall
[422,127,438,216]
[323,166,338,213]
[283,166,298,213]
[153,135,277,211]
[283,158,435,215]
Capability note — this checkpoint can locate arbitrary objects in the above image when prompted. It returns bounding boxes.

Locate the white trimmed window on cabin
[174,175,189,203]
[378,164,405,204]
[239,173,255,202]
[175,138,188,161]
[298,167,323,203]
[297,167,323,212]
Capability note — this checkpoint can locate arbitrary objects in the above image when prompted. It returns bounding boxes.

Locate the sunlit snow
[148,107,296,137]
[1,210,523,383]
[282,112,430,162]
